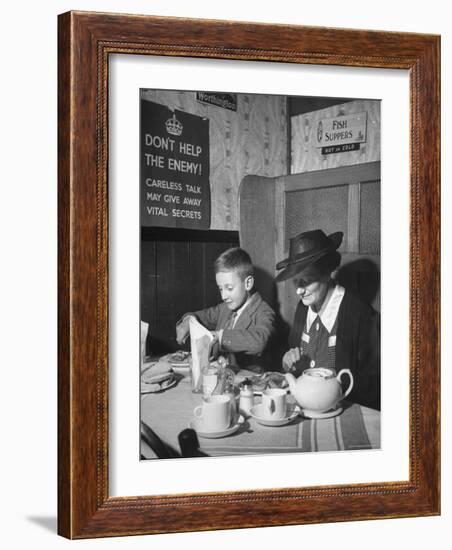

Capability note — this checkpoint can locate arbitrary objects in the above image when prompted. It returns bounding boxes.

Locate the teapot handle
[336,369,354,399]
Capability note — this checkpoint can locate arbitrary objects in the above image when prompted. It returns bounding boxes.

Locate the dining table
[140,361,380,459]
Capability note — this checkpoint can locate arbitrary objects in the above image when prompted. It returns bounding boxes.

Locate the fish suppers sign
[140,99,211,229]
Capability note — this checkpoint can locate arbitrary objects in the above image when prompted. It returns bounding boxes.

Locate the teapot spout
[285,372,297,395]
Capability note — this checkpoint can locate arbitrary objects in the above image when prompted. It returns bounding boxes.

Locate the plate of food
[160,350,191,374]
[239,372,289,395]
[162,350,191,366]
[141,361,178,393]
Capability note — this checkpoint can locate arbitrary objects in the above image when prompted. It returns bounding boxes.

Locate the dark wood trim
[141,226,239,243]
[282,161,381,191]
[58,11,440,538]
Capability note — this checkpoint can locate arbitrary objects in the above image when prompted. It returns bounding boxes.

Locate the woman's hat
[275,229,343,283]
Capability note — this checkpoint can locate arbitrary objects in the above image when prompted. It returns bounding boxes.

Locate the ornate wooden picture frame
[58,11,440,538]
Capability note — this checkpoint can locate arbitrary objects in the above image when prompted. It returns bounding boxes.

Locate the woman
[276,229,380,410]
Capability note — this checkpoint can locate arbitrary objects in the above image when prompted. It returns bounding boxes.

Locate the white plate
[140,377,177,394]
[161,351,191,364]
[189,415,245,439]
[161,352,191,374]
[249,404,300,427]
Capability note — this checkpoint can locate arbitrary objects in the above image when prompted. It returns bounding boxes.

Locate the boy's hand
[282,347,301,372]
[176,316,192,345]
[208,331,220,360]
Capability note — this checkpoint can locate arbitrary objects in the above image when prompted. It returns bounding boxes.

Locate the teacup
[260,388,287,420]
[193,394,231,432]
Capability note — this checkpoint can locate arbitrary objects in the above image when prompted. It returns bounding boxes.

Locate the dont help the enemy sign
[140,99,211,229]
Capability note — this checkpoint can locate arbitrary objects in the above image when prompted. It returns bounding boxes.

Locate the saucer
[189,415,245,439]
[300,405,343,419]
[250,404,300,427]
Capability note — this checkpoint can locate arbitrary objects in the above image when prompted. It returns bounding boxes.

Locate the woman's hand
[282,347,301,372]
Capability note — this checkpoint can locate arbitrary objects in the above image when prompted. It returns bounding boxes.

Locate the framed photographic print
[138,88,381,460]
[58,11,440,538]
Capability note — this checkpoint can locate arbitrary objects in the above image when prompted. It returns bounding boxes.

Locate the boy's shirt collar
[231,294,253,327]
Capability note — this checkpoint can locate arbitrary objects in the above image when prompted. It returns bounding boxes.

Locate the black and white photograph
[139,89,381,459]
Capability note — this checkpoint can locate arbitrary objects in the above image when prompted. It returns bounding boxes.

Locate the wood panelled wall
[141,90,287,230]
[291,100,380,173]
[141,228,239,353]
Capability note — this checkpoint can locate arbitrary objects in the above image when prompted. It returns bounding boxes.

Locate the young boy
[176,247,275,372]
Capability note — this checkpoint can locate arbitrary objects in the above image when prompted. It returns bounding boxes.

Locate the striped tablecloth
[140,374,380,458]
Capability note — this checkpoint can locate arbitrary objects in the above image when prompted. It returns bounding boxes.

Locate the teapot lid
[304,367,335,379]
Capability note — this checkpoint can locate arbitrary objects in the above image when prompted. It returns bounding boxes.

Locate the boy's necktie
[224,312,238,368]
[226,312,237,330]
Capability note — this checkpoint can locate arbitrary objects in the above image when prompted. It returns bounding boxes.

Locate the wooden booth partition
[239,161,381,334]
[141,227,239,354]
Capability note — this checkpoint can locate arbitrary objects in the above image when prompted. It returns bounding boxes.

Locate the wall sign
[321,143,361,155]
[314,112,367,148]
[196,91,237,111]
[141,99,211,229]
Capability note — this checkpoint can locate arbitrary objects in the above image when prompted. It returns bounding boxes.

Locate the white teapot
[285,367,353,413]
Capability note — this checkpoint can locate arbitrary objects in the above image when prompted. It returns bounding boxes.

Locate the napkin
[189,317,214,391]
[140,321,149,366]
